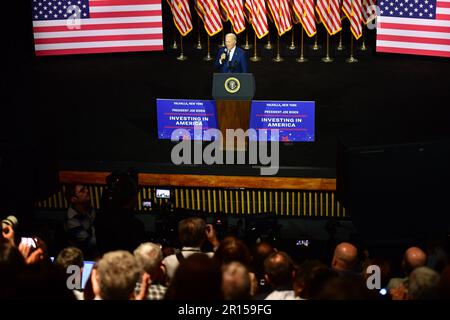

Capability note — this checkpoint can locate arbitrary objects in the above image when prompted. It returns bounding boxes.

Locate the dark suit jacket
[214,46,249,73]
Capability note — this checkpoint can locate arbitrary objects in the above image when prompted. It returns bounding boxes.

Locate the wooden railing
[35,171,346,218]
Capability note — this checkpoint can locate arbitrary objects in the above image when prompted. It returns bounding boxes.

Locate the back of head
[222,262,251,300]
[264,251,294,288]
[165,253,222,300]
[313,275,374,300]
[101,169,139,211]
[408,266,440,300]
[178,217,206,247]
[438,265,450,299]
[404,247,427,275]
[332,242,359,272]
[134,242,163,275]
[253,241,275,277]
[96,250,140,300]
[214,236,251,267]
[0,240,26,298]
[55,247,84,271]
[294,260,330,299]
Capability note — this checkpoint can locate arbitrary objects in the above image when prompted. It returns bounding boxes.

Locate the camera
[156,189,171,199]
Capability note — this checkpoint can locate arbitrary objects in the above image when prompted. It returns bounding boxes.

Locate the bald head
[332,242,358,271]
[403,247,427,275]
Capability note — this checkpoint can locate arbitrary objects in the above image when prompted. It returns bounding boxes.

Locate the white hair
[97,250,141,300]
[134,242,163,274]
[225,33,237,42]
[408,266,440,299]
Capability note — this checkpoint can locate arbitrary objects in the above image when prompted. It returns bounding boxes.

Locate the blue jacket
[214,46,249,73]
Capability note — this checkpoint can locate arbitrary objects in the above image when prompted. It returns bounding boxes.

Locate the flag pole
[359,29,368,51]
[250,32,262,62]
[264,33,273,49]
[289,27,296,50]
[204,35,213,61]
[321,33,333,62]
[196,17,203,50]
[170,30,178,49]
[337,30,345,51]
[295,27,307,63]
[243,28,252,49]
[273,34,283,62]
[346,34,358,63]
[218,29,225,47]
[177,34,187,61]
[312,33,320,51]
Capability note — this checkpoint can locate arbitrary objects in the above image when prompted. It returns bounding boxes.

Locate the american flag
[245,0,269,38]
[267,0,293,36]
[376,0,450,57]
[220,0,246,34]
[316,0,342,35]
[362,0,377,24]
[342,0,363,39]
[32,0,163,56]
[167,0,193,36]
[292,0,317,37]
[196,0,223,36]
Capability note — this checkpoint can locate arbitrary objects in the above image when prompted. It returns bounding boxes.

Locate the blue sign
[156,99,218,140]
[249,100,315,142]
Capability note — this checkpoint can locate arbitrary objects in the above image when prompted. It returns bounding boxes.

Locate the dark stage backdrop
[2,1,450,177]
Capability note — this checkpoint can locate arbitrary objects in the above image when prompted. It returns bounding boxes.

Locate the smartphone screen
[82,261,95,290]
[20,237,37,248]
[156,189,170,199]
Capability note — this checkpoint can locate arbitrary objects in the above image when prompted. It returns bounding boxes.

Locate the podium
[212,73,255,151]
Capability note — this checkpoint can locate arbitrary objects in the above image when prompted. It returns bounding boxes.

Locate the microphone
[220,48,228,63]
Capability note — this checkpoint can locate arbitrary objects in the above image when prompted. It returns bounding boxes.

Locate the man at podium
[214,33,248,73]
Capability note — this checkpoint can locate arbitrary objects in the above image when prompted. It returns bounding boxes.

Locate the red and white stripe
[342,0,363,39]
[245,0,269,38]
[220,0,246,34]
[316,0,342,35]
[376,0,450,58]
[33,0,163,56]
[292,0,317,37]
[167,0,193,36]
[267,0,293,36]
[362,0,376,24]
[196,0,223,36]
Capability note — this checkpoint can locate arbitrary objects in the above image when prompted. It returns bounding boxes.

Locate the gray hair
[225,33,237,42]
[134,242,163,274]
[97,250,141,300]
[222,262,251,300]
[408,266,440,299]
